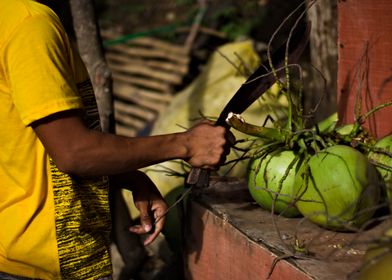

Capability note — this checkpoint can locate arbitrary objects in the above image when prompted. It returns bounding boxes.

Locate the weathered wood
[102,32,193,136]
[113,83,173,103]
[185,178,391,280]
[127,37,188,55]
[115,123,137,137]
[112,73,172,93]
[114,102,156,121]
[69,0,114,133]
[102,34,187,56]
[184,0,207,53]
[143,59,188,75]
[305,0,338,123]
[109,63,183,85]
[105,53,189,75]
[337,0,392,138]
[114,96,167,113]
[114,110,146,130]
[108,44,190,65]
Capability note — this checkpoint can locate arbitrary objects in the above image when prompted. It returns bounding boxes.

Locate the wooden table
[183,177,391,280]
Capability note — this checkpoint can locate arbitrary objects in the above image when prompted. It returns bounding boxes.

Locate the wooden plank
[101,33,192,136]
[186,201,312,280]
[108,44,190,65]
[337,0,392,138]
[115,110,146,130]
[106,53,189,75]
[127,36,188,55]
[185,178,391,280]
[113,82,173,103]
[109,63,183,85]
[115,122,137,137]
[101,34,187,55]
[114,101,156,121]
[114,96,167,113]
[145,59,188,75]
[112,73,172,93]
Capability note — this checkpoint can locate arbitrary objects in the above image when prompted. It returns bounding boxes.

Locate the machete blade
[187,21,311,188]
[216,21,311,126]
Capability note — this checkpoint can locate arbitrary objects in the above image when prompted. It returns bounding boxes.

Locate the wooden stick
[115,123,137,137]
[105,53,189,75]
[115,110,146,130]
[108,44,189,65]
[112,73,172,93]
[114,96,168,113]
[101,31,187,56]
[113,83,173,102]
[184,0,208,53]
[114,101,156,121]
[128,37,187,55]
[144,59,188,75]
[109,63,183,84]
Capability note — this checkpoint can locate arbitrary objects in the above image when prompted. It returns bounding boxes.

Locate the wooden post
[306,0,338,123]
[69,0,115,133]
[337,0,392,139]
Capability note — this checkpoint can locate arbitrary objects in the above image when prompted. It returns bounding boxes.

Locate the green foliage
[211,2,267,40]
[175,0,196,5]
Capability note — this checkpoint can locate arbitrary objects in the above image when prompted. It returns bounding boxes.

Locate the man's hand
[184,120,234,169]
[127,174,168,246]
[110,171,168,246]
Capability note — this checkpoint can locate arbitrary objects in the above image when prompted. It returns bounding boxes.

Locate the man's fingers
[143,229,159,246]
[128,224,145,234]
[143,213,166,246]
[128,214,153,234]
[135,200,154,230]
[130,201,153,234]
[140,212,153,232]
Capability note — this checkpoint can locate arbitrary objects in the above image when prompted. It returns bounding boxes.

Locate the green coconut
[248,150,302,217]
[294,145,381,230]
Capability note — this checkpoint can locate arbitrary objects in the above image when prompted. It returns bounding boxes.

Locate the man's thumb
[140,214,152,232]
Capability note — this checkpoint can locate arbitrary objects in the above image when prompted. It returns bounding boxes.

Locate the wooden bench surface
[184,177,391,280]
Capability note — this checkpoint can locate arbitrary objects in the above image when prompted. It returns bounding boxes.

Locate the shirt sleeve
[5,14,83,126]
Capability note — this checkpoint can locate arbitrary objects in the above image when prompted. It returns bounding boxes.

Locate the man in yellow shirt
[0,0,231,279]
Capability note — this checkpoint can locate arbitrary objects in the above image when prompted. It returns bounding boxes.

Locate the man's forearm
[63,130,189,176]
[33,110,227,177]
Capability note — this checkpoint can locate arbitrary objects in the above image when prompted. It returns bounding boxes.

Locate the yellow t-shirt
[0,0,112,279]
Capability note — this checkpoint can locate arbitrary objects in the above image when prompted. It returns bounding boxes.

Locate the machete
[187,21,311,188]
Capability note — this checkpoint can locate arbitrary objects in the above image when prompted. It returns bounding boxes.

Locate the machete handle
[186,167,210,188]
[186,119,230,188]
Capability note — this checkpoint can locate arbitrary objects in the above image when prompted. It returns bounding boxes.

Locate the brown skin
[110,171,168,246]
[32,109,232,245]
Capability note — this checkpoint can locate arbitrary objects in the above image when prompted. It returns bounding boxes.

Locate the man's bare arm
[32,110,229,177]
